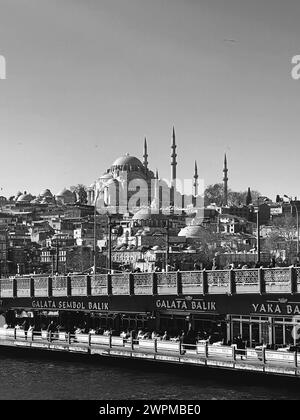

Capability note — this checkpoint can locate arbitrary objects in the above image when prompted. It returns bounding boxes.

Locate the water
[0,350,300,400]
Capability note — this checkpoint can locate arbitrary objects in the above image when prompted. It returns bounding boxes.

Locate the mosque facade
[87,129,198,215]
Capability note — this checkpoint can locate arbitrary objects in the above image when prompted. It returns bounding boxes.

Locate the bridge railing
[0,267,299,298]
[0,328,299,369]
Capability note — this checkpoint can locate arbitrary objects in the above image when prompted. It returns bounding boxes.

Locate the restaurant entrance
[230,315,300,348]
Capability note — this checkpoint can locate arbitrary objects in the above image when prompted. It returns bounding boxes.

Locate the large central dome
[111,154,144,170]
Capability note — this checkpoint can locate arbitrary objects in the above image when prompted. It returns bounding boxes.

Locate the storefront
[2,293,300,348]
[230,315,300,348]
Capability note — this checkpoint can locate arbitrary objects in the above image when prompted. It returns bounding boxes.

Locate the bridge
[0,267,299,298]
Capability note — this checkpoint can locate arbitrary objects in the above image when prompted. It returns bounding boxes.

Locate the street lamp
[107,213,113,274]
[165,219,170,273]
[284,195,299,261]
[93,189,101,275]
[256,196,268,263]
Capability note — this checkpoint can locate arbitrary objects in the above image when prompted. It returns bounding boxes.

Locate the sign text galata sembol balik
[32,300,109,311]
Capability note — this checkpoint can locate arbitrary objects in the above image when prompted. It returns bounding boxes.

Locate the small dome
[40,189,53,198]
[178,225,205,238]
[17,193,33,203]
[56,188,74,197]
[132,207,166,221]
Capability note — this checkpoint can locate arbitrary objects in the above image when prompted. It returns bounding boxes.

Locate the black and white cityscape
[0,0,300,403]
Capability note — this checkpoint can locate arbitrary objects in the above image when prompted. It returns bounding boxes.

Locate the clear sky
[0,0,299,199]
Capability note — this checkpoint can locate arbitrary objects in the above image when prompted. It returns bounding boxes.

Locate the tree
[204,184,261,207]
[204,183,224,206]
[70,184,88,204]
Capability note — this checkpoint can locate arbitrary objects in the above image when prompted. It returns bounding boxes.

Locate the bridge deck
[0,332,299,379]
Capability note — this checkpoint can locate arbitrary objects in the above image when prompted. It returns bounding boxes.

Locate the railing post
[30,277,35,298]
[109,333,112,348]
[258,268,265,295]
[262,346,266,364]
[14,327,16,340]
[177,271,182,295]
[232,344,236,361]
[48,277,53,298]
[179,339,182,355]
[295,349,298,368]
[129,273,134,296]
[12,278,17,298]
[290,267,297,295]
[86,275,91,296]
[131,331,134,351]
[154,338,157,353]
[67,332,71,345]
[88,333,91,348]
[66,276,72,297]
[204,341,208,359]
[107,274,112,295]
[152,272,157,295]
[202,270,208,295]
[228,269,235,295]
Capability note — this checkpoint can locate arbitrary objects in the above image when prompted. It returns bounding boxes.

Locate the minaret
[223,154,228,206]
[193,160,199,198]
[170,127,177,210]
[143,137,148,171]
[171,127,177,183]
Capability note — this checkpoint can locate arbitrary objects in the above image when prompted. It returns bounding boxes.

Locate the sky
[0,0,299,199]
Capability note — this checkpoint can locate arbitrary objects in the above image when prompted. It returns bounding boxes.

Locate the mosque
[87,128,200,215]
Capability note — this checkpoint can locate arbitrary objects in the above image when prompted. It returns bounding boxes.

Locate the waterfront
[0,352,300,400]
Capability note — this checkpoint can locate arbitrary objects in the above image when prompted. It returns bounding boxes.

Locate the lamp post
[256,196,268,264]
[165,219,170,273]
[284,195,299,261]
[107,214,112,274]
[256,208,260,264]
[93,189,101,275]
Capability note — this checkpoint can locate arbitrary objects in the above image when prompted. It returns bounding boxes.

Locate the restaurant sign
[31,300,109,311]
[156,298,217,313]
[251,300,300,316]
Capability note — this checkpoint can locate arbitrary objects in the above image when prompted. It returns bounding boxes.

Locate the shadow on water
[0,346,299,400]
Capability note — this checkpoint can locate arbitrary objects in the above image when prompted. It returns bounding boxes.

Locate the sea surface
[0,350,299,400]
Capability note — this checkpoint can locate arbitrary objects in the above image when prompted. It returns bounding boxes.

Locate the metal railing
[0,267,298,298]
[0,328,299,370]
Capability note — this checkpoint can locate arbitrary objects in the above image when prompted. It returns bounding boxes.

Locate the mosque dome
[56,188,74,197]
[178,225,206,238]
[40,189,53,198]
[132,207,166,221]
[111,154,144,171]
[17,192,33,203]
[55,188,76,204]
